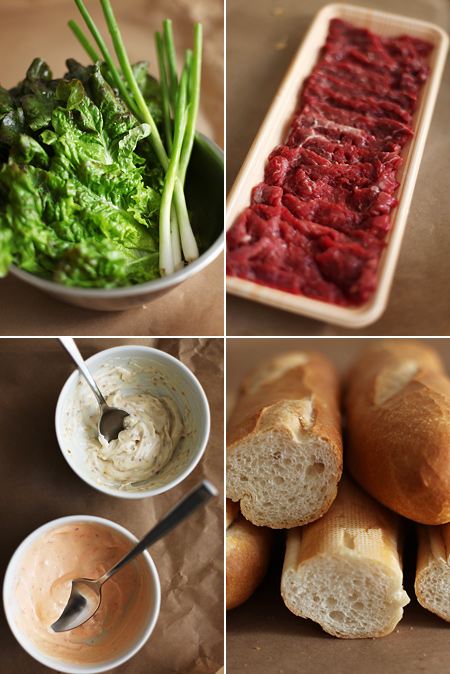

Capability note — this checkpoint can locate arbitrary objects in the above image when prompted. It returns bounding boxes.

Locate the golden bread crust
[346,341,450,525]
[227,351,343,528]
[226,500,273,610]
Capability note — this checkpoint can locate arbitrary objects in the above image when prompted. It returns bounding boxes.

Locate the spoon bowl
[52,579,102,633]
[98,405,129,443]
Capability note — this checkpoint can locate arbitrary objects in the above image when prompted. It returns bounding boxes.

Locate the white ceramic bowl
[55,345,211,498]
[9,134,224,311]
[3,515,161,674]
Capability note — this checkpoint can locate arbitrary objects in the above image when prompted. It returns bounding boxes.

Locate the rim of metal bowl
[9,135,224,300]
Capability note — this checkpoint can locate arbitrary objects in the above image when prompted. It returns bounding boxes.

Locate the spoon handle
[101,480,218,583]
[59,337,107,406]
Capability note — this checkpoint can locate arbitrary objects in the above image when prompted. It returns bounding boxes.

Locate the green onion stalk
[71,0,201,276]
[159,60,188,276]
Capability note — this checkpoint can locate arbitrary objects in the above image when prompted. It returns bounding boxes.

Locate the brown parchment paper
[0,0,224,337]
[226,0,450,337]
[226,338,450,674]
[0,337,224,674]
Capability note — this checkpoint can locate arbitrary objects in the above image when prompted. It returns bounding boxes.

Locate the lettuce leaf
[0,59,163,287]
[54,238,159,287]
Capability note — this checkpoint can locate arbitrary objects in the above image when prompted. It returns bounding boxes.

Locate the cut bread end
[416,560,450,622]
[415,524,450,622]
[227,427,341,528]
[282,555,409,638]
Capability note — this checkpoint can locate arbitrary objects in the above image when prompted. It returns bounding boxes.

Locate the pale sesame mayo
[64,359,184,489]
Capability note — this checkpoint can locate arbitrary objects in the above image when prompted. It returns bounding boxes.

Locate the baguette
[227,351,343,529]
[415,524,450,622]
[226,499,273,610]
[346,340,450,525]
[281,475,409,638]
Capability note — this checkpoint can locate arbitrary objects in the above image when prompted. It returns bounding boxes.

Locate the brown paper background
[0,0,224,337]
[226,0,450,336]
[0,337,224,673]
[227,338,450,673]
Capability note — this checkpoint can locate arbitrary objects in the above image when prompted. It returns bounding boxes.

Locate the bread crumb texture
[227,426,340,528]
[281,477,409,638]
[416,559,450,622]
[227,351,342,528]
[416,524,450,622]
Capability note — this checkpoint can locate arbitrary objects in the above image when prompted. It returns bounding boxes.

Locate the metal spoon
[59,337,129,442]
[51,480,217,632]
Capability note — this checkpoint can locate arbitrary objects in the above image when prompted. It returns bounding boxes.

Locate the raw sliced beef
[227,18,433,307]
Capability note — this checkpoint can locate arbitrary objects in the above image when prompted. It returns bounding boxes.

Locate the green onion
[163,19,179,112]
[99,0,168,167]
[70,0,202,275]
[72,0,141,120]
[170,206,183,271]
[155,30,173,154]
[179,23,202,187]
[159,62,188,275]
[68,19,101,63]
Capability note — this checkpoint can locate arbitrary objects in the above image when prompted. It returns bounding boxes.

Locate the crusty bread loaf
[346,340,450,525]
[226,351,343,529]
[226,499,273,610]
[415,524,450,622]
[281,475,409,638]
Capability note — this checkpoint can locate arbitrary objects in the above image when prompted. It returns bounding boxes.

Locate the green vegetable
[72,0,201,276]
[68,20,101,64]
[159,56,188,276]
[0,62,160,285]
[0,1,204,287]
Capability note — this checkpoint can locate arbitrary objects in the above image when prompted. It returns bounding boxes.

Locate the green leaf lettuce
[0,60,163,287]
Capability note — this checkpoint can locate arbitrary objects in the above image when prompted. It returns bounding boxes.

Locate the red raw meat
[227,18,433,307]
